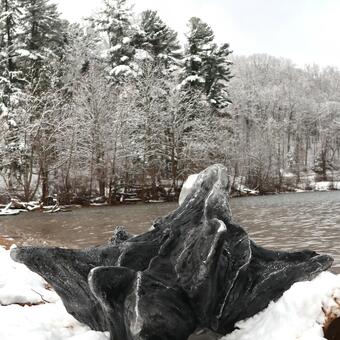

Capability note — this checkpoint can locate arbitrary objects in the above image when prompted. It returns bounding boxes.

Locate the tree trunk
[41,167,49,205]
[171,143,177,195]
[295,137,301,185]
[98,177,106,197]
[287,109,294,153]
[321,148,327,181]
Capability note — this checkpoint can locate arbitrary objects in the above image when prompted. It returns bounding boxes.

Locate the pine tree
[182,17,232,115]
[134,10,181,69]
[0,0,24,192]
[17,0,67,94]
[0,0,22,107]
[182,17,214,89]
[205,43,233,116]
[92,0,136,81]
[18,0,66,56]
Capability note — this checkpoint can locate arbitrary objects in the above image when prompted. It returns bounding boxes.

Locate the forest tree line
[1,0,340,204]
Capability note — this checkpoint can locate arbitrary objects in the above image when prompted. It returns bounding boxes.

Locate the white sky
[54,0,340,68]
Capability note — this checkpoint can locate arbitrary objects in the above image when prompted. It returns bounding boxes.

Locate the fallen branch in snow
[0,201,21,216]
[30,288,54,304]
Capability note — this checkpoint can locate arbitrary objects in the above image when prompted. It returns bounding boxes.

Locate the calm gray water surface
[0,191,339,271]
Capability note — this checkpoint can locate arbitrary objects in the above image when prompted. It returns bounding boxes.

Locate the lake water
[1,191,340,272]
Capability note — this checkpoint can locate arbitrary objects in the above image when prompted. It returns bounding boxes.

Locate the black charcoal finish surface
[11,164,333,340]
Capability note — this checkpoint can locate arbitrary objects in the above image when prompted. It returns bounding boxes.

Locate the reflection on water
[0,191,340,271]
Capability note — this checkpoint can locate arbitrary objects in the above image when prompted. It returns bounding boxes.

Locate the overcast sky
[54,0,340,68]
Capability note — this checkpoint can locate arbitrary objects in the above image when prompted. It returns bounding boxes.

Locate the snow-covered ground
[223,272,340,340]
[1,246,340,340]
[0,246,109,340]
[314,181,340,191]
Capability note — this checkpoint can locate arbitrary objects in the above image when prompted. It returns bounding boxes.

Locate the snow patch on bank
[0,301,108,340]
[315,181,340,191]
[0,246,109,340]
[0,246,58,305]
[222,271,340,340]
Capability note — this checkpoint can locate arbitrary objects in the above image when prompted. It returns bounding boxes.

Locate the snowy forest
[1,0,340,204]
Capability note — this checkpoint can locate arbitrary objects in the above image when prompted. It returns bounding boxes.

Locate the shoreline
[1,187,340,212]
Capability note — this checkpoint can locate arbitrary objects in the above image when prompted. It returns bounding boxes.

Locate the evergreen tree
[18,0,66,56]
[134,10,181,69]
[92,0,136,81]
[182,17,232,115]
[0,0,23,107]
[17,0,67,93]
[205,43,233,115]
[182,17,214,89]
[0,0,24,191]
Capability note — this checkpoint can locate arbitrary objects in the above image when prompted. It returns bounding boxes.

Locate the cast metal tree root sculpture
[11,164,333,340]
